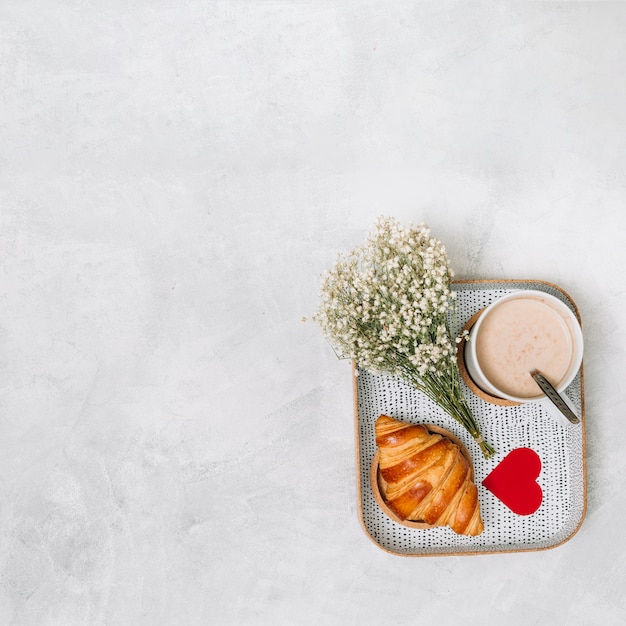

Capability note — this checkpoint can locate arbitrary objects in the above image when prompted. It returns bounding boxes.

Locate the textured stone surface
[1,2,625,624]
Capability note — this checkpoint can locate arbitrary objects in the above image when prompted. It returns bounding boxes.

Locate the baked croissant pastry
[375,415,484,536]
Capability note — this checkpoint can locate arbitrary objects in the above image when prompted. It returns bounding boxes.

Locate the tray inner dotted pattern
[356,281,585,556]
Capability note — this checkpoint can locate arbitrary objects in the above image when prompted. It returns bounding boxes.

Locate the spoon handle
[530,370,580,424]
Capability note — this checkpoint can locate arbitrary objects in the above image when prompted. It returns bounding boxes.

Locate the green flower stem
[388,354,495,459]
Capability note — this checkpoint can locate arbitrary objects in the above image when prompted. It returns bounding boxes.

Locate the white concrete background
[1,2,625,624]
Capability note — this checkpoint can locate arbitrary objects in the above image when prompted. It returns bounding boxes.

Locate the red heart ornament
[482,448,543,515]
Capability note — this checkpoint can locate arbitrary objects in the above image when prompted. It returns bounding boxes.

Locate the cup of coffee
[464,290,583,404]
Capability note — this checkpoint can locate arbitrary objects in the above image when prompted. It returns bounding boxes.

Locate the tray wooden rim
[353,278,587,557]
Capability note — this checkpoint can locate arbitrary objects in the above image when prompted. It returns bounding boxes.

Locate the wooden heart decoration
[482,448,543,515]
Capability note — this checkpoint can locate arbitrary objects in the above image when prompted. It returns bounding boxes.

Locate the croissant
[374,415,484,536]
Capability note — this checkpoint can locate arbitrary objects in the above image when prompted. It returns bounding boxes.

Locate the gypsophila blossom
[315,216,494,458]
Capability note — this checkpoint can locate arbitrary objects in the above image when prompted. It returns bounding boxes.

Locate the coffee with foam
[474,298,573,399]
[464,290,583,404]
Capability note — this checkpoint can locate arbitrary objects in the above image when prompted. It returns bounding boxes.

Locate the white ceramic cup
[464,290,583,408]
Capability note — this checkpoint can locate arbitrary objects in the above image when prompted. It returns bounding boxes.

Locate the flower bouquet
[315,216,495,458]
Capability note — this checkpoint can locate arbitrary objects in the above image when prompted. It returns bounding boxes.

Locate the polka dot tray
[354,280,586,556]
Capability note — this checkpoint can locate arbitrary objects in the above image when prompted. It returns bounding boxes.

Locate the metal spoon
[530,369,580,424]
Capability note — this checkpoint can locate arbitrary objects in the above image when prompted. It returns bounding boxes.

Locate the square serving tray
[354,280,586,556]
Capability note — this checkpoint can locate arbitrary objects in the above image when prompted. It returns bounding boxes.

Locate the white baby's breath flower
[314,216,494,458]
